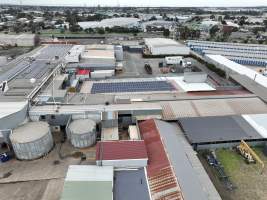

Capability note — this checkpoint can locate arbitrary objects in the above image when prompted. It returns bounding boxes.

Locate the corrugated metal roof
[138,119,183,200]
[96,140,148,161]
[155,120,220,200]
[178,115,263,144]
[61,181,112,200]
[0,101,28,119]
[206,54,267,89]
[61,165,113,200]
[138,120,169,177]
[144,38,181,47]
[242,114,267,138]
[114,168,150,200]
[161,97,267,120]
[65,165,113,182]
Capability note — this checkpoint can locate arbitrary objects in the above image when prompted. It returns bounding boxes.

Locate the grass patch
[209,147,267,200]
[216,148,243,174]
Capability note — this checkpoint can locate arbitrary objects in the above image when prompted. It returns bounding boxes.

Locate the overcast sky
[1,0,267,7]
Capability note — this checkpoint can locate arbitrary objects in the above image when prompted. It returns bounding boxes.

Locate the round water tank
[10,122,53,160]
[68,119,96,148]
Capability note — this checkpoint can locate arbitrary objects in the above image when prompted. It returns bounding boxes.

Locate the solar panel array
[36,44,73,60]
[16,61,48,79]
[91,81,176,94]
[187,40,267,66]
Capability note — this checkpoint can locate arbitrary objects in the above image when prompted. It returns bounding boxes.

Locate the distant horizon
[1,0,267,8]
[1,4,267,8]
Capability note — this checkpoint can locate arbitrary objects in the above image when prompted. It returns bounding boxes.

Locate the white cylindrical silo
[10,122,53,160]
[68,119,96,148]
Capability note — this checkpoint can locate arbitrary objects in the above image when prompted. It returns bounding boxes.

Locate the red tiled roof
[96,140,148,161]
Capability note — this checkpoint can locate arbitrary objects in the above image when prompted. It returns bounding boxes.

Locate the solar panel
[91,81,176,94]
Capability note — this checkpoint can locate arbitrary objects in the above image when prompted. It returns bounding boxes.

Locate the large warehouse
[144,38,190,56]
[78,17,140,29]
[0,34,38,46]
[187,40,267,66]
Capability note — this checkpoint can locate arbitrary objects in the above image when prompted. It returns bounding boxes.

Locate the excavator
[236,140,265,174]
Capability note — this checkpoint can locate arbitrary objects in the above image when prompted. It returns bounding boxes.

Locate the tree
[210,14,215,20]
[224,14,230,20]
[69,24,80,32]
[13,23,23,33]
[209,25,220,38]
[263,19,267,29]
[60,28,65,34]
[149,16,157,21]
[55,19,64,25]
[163,28,170,37]
[97,27,105,34]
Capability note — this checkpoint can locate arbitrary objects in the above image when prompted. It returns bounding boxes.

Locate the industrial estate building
[0,34,38,46]
[78,17,141,29]
[0,32,267,200]
[144,38,190,55]
[187,40,267,66]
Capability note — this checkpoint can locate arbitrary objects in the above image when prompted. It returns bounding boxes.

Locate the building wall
[0,34,37,46]
[0,103,28,130]
[195,140,267,150]
[150,46,190,55]
[96,158,148,168]
[184,72,207,83]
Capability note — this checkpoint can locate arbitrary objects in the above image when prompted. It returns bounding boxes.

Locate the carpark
[120,52,165,77]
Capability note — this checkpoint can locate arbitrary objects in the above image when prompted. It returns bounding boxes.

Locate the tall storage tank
[68,119,96,148]
[10,122,53,160]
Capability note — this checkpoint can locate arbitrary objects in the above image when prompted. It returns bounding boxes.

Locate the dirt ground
[199,147,267,200]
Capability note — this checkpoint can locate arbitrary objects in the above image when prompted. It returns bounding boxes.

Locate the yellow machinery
[237,140,265,174]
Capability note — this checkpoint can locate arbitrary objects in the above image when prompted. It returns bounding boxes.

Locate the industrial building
[138,119,221,200]
[206,54,267,88]
[61,165,114,200]
[96,140,148,168]
[78,17,140,29]
[138,119,184,199]
[90,79,176,94]
[0,101,28,130]
[65,44,123,79]
[144,38,190,56]
[178,115,267,149]
[160,73,216,92]
[0,34,38,46]
[205,54,267,102]
[114,168,150,200]
[1,32,267,200]
[187,40,267,66]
